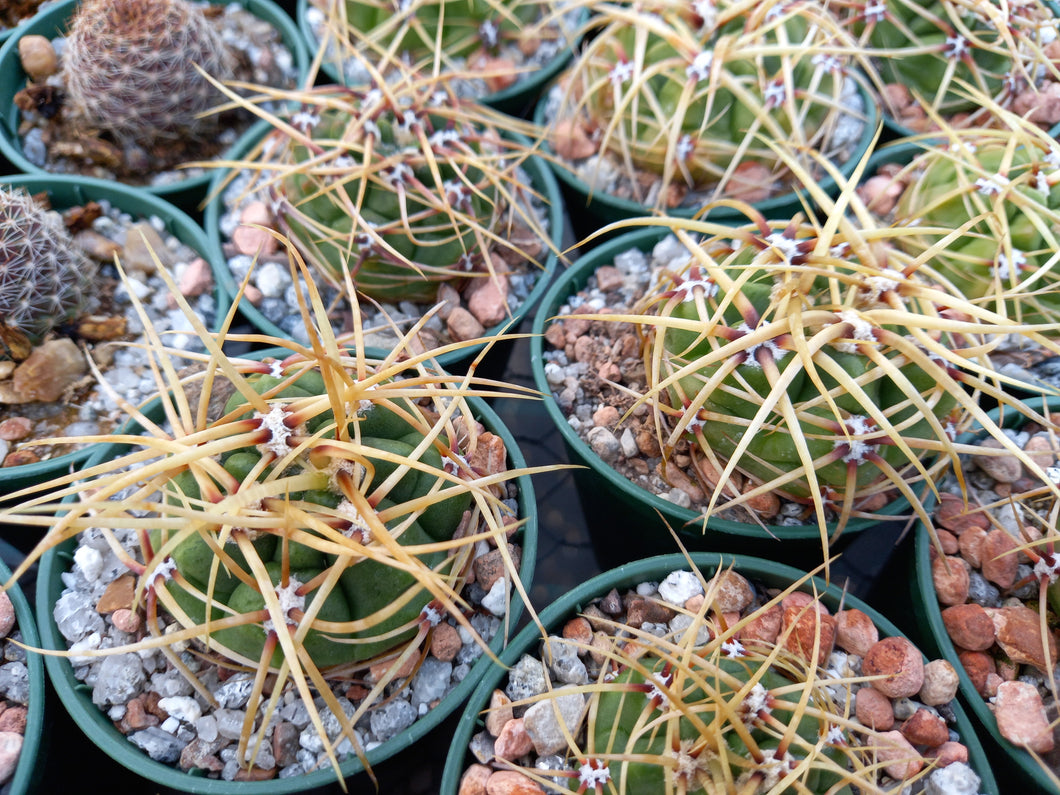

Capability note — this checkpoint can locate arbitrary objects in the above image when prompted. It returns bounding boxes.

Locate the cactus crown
[0,185,95,345]
[235,79,549,303]
[63,0,237,146]
[843,0,1060,131]
[549,0,871,211]
[493,564,929,794]
[1,241,541,783]
[875,113,1060,328]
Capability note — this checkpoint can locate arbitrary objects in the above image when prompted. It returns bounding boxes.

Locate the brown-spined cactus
[0,184,94,345]
[62,0,237,147]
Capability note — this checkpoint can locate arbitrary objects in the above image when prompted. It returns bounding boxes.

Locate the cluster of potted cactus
[1,0,1060,792]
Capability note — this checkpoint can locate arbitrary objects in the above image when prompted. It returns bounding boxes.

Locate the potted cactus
[909,396,1060,791]
[841,0,1060,136]
[0,173,225,497]
[1,237,543,790]
[205,78,563,369]
[298,0,583,115]
[0,0,310,209]
[530,156,1060,567]
[536,0,876,225]
[443,553,1000,794]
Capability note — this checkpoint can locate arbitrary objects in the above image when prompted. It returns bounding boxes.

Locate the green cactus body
[0,186,95,343]
[272,90,499,303]
[585,655,849,794]
[644,226,966,503]
[62,0,237,146]
[152,358,472,668]
[572,0,850,185]
[342,0,541,61]
[892,139,1060,326]
[853,0,1056,119]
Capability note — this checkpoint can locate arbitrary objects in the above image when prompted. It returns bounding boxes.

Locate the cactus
[843,0,1060,130]
[549,0,870,210]
[62,0,237,147]
[0,238,539,782]
[248,82,540,303]
[0,185,94,344]
[880,121,1060,328]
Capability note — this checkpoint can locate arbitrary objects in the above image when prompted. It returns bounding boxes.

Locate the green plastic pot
[529,227,916,569]
[440,552,1001,795]
[0,552,46,795]
[911,395,1060,792]
[532,74,880,231]
[0,173,222,500]
[204,118,566,372]
[296,0,584,117]
[34,385,538,794]
[0,0,310,212]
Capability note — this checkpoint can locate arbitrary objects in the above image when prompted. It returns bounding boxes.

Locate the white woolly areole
[337,499,372,542]
[764,232,802,264]
[743,682,772,723]
[834,309,875,353]
[263,577,305,633]
[254,404,294,456]
[995,250,1026,281]
[693,0,716,29]
[721,638,745,657]
[757,751,795,790]
[151,557,178,583]
[421,603,444,626]
[824,725,846,745]
[836,415,877,463]
[648,672,672,708]
[675,278,718,303]
[975,174,1009,196]
[736,323,788,368]
[578,761,611,788]
[268,360,285,378]
[944,35,970,59]
[865,268,903,293]
[609,60,634,85]
[687,50,714,83]
[1034,555,1060,584]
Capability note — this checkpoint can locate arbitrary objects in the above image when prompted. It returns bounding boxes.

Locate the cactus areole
[642,221,973,507]
[148,355,479,669]
[268,87,502,303]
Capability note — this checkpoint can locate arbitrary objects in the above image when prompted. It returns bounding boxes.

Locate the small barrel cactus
[549,0,870,210]
[0,185,94,344]
[153,359,473,666]
[63,0,237,146]
[843,0,1060,130]
[879,124,1060,328]
[583,195,1060,535]
[250,82,536,302]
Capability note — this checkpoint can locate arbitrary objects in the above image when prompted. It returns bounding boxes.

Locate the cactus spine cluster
[62,0,237,146]
[260,84,517,302]
[552,0,867,207]
[0,185,94,343]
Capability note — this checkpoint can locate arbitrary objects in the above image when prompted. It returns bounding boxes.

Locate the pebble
[923,762,981,795]
[979,529,1019,589]
[586,426,621,464]
[835,609,878,657]
[932,555,971,606]
[994,680,1055,753]
[862,637,925,698]
[988,604,1058,672]
[17,35,58,80]
[874,730,924,780]
[658,570,703,606]
[0,732,22,785]
[522,689,584,756]
[941,603,995,651]
[854,685,894,730]
[919,659,960,706]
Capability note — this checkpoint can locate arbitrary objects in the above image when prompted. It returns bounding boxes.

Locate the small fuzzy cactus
[548,0,871,210]
[62,0,237,146]
[245,81,541,303]
[843,0,1060,130]
[0,185,94,344]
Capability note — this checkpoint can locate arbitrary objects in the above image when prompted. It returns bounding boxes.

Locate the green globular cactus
[552,0,869,209]
[887,126,1060,328]
[62,0,237,147]
[585,653,851,794]
[0,185,94,343]
[259,84,516,303]
[150,356,474,667]
[844,0,1059,129]
[340,0,542,64]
